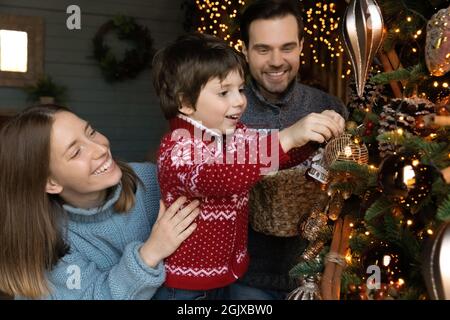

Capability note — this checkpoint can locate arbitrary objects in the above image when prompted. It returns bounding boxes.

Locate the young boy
[152,33,344,299]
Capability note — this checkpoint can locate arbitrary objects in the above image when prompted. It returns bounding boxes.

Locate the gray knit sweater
[240,79,348,293]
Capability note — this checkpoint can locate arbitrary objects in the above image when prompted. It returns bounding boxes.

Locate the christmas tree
[289,0,450,300]
[184,0,450,299]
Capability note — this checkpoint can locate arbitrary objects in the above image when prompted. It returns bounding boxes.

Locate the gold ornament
[301,240,326,261]
[299,208,329,242]
[343,0,384,97]
[324,133,369,166]
[346,121,358,131]
[425,6,450,76]
[309,134,369,184]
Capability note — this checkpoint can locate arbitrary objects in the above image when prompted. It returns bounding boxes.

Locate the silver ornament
[287,276,322,300]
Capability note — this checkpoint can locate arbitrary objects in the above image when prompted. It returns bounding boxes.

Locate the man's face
[243,14,303,101]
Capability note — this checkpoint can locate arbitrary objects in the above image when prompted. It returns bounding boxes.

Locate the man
[230,0,348,299]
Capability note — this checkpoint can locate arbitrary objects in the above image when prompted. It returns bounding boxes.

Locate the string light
[302,1,352,78]
[194,0,246,49]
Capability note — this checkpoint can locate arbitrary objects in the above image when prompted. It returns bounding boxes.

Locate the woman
[0,104,199,299]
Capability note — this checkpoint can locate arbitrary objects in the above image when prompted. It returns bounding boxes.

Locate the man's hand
[279,110,345,152]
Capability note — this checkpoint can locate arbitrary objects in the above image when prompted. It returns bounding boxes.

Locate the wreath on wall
[93,15,155,82]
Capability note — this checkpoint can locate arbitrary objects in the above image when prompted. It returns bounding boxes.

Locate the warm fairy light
[397,278,405,286]
[412,48,417,53]
[443,82,449,88]
[407,220,413,226]
[412,159,420,167]
[303,1,351,78]
[427,229,434,235]
[195,0,247,48]
[382,255,391,267]
[403,165,416,188]
[434,81,439,87]
[345,252,352,264]
[395,28,400,33]
[365,231,370,236]
[407,17,412,22]
[349,222,354,228]
[344,145,353,157]
[397,128,404,135]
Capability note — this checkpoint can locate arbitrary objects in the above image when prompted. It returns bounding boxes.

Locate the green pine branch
[396,228,421,262]
[377,131,407,145]
[377,131,447,164]
[289,257,324,279]
[398,287,423,300]
[341,271,363,294]
[371,68,412,84]
[364,197,396,222]
[432,178,450,201]
[437,194,450,221]
[329,161,378,194]
[383,214,402,242]
[349,232,371,253]
[330,161,369,178]
[371,63,427,86]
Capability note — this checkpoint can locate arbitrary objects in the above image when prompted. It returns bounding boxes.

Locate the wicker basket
[249,167,329,237]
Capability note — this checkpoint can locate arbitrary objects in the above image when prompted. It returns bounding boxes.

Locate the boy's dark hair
[152,32,247,120]
[240,0,304,47]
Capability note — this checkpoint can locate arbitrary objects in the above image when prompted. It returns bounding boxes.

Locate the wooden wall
[0,0,185,161]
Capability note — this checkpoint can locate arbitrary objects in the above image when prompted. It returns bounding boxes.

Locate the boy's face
[180,69,247,134]
[242,14,302,102]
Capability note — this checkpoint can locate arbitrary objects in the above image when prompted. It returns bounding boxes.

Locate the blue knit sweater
[40,162,164,300]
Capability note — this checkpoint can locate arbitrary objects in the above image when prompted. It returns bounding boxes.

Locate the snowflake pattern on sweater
[157,115,312,290]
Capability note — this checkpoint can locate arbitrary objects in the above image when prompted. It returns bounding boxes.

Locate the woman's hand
[139,196,200,268]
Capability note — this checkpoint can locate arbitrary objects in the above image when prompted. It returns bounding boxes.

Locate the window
[0,15,43,87]
[0,30,28,72]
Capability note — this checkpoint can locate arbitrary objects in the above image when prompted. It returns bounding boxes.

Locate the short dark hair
[240,0,304,47]
[152,32,247,120]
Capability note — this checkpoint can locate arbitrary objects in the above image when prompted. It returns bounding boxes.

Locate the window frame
[0,14,44,87]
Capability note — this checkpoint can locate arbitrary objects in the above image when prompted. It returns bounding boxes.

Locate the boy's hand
[139,197,200,268]
[279,110,345,152]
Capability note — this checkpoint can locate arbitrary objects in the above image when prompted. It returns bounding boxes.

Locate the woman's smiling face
[46,111,122,208]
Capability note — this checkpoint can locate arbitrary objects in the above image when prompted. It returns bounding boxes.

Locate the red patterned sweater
[157,115,314,290]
